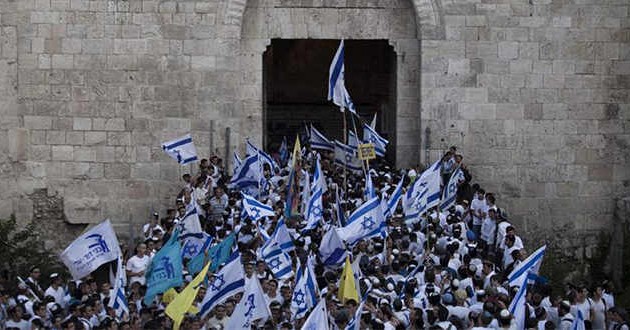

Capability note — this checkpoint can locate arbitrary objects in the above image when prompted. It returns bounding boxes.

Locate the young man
[126,243,150,286]
[44,273,66,309]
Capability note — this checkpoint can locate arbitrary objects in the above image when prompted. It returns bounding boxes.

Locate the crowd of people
[0,140,627,330]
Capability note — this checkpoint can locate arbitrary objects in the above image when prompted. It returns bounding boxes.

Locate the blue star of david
[183,243,198,256]
[250,207,261,219]
[361,216,374,230]
[293,289,305,306]
[268,257,282,270]
[312,205,322,217]
[210,274,225,291]
[345,153,352,162]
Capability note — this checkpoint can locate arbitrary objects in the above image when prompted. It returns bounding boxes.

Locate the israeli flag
[403,160,441,217]
[225,277,271,330]
[508,274,528,330]
[335,186,346,227]
[572,309,586,330]
[304,157,326,232]
[508,245,546,285]
[345,301,364,330]
[334,140,362,173]
[348,130,359,150]
[440,167,465,212]
[246,139,279,171]
[385,175,405,218]
[178,199,203,241]
[291,256,319,320]
[144,229,183,305]
[310,125,334,152]
[230,154,261,192]
[181,232,212,260]
[198,253,246,318]
[319,226,346,266]
[279,137,289,165]
[337,197,386,247]
[260,240,294,280]
[60,219,121,280]
[233,152,242,175]
[161,134,198,165]
[364,171,376,200]
[109,257,129,318]
[268,219,295,252]
[241,192,275,221]
[301,297,330,330]
[328,40,356,114]
[362,124,389,157]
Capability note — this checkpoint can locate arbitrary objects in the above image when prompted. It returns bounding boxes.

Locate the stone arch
[232,0,442,167]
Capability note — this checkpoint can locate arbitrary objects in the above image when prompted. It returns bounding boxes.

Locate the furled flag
[291,255,319,320]
[362,123,389,157]
[165,259,211,330]
[338,256,359,304]
[328,40,356,114]
[572,310,586,330]
[144,228,183,305]
[279,137,289,166]
[108,257,128,318]
[260,238,294,280]
[403,160,442,219]
[310,125,334,152]
[304,157,326,232]
[335,186,346,227]
[440,167,465,212]
[232,152,242,175]
[60,219,121,280]
[348,130,359,150]
[225,277,271,330]
[364,171,376,200]
[302,298,331,330]
[319,226,347,266]
[370,113,377,130]
[385,175,405,218]
[181,232,212,260]
[285,135,302,219]
[198,253,246,317]
[337,197,386,247]
[334,140,362,173]
[162,134,198,165]
[242,192,275,220]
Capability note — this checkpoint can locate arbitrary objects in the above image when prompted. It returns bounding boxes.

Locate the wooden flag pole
[342,107,348,208]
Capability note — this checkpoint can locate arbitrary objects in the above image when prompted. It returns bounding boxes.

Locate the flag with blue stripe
[335,186,346,227]
[403,160,441,218]
[319,226,346,266]
[337,197,386,247]
[230,154,261,192]
[362,124,388,157]
[268,219,295,252]
[348,130,359,150]
[242,192,275,220]
[161,134,198,165]
[144,228,183,305]
[507,245,546,330]
[225,277,271,330]
[232,152,242,175]
[246,139,279,171]
[364,171,376,200]
[508,245,546,285]
[572,309,586,330]
[109,257,129,318]
[301,297,331,330]
[178,199,203,242]
[328,40,356,114]
[198,253,246,318]
[304,157,326,232]
[181,232,212,260]
[310,125,334,152]
[291,256,319,320]
[334,140,362,173]
[385,175,404,218]
[260,228,294,280]
[440,167,464,212]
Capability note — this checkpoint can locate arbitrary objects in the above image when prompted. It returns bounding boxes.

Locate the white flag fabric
[319,227,347,266]
[337,197,386,247]
[198,254,246,317]
[440,167,465,212]
[109,257,129,318]
[508,274,528,330]
[334,140,362,173]
[225,277,271,330]
[178,199,204,241]
[241,192,275,220]
[60,219,121,280]
[310,125,334,152]
[348,130,359,150]
[161,134,198,165]
[301,297,330,330]
[328,40,356,114]
[232,152,242,175]
[291,256,319,320]
[403,160,441,218]
[362,124,388,157]
[385,175,405,218]
[508,245,547,284]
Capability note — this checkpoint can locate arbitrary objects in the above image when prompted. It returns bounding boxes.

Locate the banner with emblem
[60,219,121,280]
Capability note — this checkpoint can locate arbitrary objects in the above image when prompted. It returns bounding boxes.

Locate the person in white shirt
[5,305,30,330]
[44,273,65,309]
[143,213,164,240]
[470,190,487,237]
[126,243,150,286]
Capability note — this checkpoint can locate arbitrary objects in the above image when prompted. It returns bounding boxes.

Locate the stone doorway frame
[229,0,443,168]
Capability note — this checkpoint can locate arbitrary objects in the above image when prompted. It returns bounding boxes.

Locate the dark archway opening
[263,39,397,163]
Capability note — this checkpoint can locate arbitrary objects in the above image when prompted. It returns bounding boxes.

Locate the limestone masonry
[0,0,628,267]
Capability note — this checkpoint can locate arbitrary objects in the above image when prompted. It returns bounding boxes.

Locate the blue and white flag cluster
[362,124,389,157]
[328,40,356,114]
[161,134,198,165]
[291,256,319,320]
[337,197,386,247]
[198,253,246,318]
[310,126,334,152]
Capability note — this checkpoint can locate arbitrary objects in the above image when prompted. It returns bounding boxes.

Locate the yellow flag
[165,260,211,330]
[291,134,301,165]
[338,256,359,304]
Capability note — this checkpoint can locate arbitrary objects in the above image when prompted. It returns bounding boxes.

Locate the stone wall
[0,0,628,259]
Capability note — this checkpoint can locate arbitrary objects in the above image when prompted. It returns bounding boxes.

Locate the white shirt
[44,285,66,308]
[480,218,496,244]
[470,198,487,226]
[6,319,30,330]
[126,255,151,285]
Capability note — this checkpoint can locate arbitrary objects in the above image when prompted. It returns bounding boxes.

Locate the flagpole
[342,107,348,209]
[349,111,367,177]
